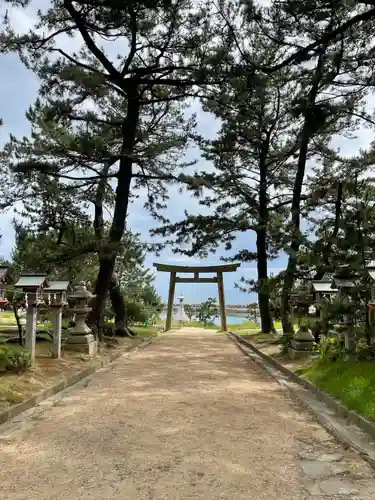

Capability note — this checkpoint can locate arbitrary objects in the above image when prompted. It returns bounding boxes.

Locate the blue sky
[0,51,286,304]
[1,5,374,305]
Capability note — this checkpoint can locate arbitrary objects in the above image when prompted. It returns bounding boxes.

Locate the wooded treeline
[1,0,375,335]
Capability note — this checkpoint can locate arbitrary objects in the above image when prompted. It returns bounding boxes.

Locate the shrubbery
[318,335,345,362]
[0,345,32,373]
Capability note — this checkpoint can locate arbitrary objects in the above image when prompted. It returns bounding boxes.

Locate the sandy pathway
[0,328,375,499]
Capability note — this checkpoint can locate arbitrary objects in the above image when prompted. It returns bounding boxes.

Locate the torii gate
[153,263,240,332]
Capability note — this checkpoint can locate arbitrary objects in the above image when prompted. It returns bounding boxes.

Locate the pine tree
[152,16,300,333]
[1,0,235,332]
[263,2,370,335]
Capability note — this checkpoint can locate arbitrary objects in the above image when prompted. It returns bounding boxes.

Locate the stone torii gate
[153,263,240,332]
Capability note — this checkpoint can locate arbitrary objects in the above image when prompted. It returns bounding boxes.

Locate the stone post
[43,281,70,359]
[51,307,62,359]
[25,292,37,364]
[344,328,356,353]
[66,282,97,356]
[344,313,356,359]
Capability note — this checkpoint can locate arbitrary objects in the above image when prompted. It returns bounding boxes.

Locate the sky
[0,2,374,305]
[0,49,288,304]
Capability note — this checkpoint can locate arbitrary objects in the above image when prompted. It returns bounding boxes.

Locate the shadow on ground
[0,330,371,500]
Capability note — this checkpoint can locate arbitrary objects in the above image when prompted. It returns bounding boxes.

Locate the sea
[159,314,248,327]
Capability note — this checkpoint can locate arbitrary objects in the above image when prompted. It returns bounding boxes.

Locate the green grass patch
[234,329,261,336]
[187,321,219,330]
[228,321,258,331]
[0,383,24,405]
[299,359,375,421]
[131,326,159,337]
[228,320,284,332]
[251,332,279,342]
[0,343,24,354]
[0,311,17,319]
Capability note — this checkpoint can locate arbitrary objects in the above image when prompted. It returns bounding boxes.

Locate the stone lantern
[44,280,70,359]
[288,282,315,359]
[14,272,49,363]
[311,275,338,321]
[333,266,360,355]
[290,283,314,319]
[0,266,13,308]
[290,321,315,354]
[66,281,97,356]
[174,294,188,323]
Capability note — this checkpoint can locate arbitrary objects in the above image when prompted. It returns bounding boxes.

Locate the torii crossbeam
[153,263,241,332]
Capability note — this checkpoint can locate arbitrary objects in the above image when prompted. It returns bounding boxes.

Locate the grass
[0,342,25,353]
[250,332,280,342]
[0,311,53,332]
[130,325,159,337]
[0,311,16,320]
[298,359,375,422]
[0,340,94,409]
[0,383,24,405]
[234,329,261,336]
[229,321,258,331]
[187,321,219,330]
[228,320,284,332]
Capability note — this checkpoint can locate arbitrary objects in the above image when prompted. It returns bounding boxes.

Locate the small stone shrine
[44,280,70,359]
[14,272,49,364]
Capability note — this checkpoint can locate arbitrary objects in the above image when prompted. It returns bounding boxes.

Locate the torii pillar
[153,263,240,332]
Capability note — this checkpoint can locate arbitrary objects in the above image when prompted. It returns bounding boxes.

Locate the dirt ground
[0,337,141,409]
[0,327,375,499]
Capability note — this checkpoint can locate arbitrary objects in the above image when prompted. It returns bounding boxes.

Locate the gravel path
[1,327,375,499]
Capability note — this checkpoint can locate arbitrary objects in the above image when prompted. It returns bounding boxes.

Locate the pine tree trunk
[92,97,139,340]
[94,168,132,338]
[109,278,126,331]
[13,305,23,346]
[281,52,325,336]
[257,141,273,334]
[108,277,134,337]
[256,230,273,333]
[281,135,310,335]
[88,160,129,337]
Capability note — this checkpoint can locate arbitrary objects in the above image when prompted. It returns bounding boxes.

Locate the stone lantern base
[65,334,98,356]
[288,325,315,360]
[288,344,315,360]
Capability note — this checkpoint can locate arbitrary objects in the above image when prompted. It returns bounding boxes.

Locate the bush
[318,335,345,362]
[355,339,375,361]
[298,318,310,329]
[0,345,32,373]
[104,309,115,321]
[126,301,148,324]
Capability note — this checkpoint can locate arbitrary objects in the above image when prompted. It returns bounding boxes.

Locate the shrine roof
[44,281,70,292]
[15,272,48,288]
[311,281,338,293]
